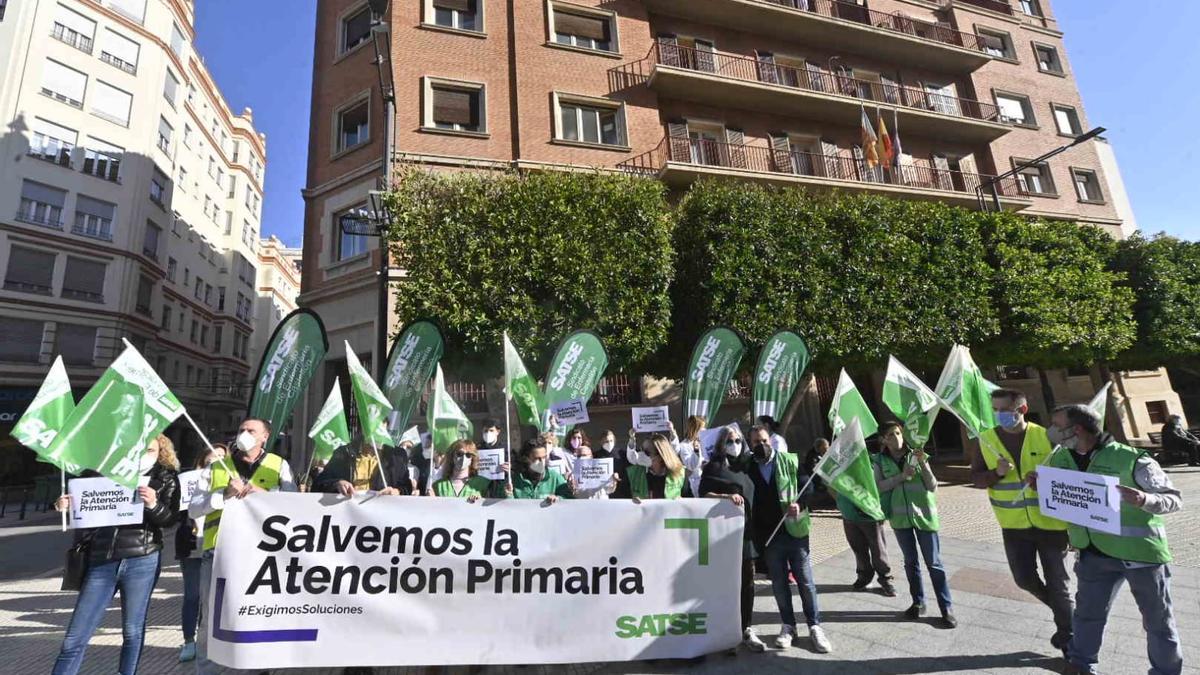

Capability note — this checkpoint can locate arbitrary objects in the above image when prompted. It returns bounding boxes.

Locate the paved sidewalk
[3,467,1199,674]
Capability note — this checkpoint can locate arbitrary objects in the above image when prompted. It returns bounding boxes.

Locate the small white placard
[177,469,205,511]
[1037,465,1121,535]
[573,457,614,491]
[631,406,671,433]
[476,448,507,481]
[68,476,145,529]
[550,398,590,426]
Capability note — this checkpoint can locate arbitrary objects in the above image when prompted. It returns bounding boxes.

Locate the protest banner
[68,476,143,529]
[177,469,205,511]
[383,321,444,438]
[573,457,614,491]
[247,309,329,451]
[542,331,608,439]
[476,448,507,481]
[1036,465,1121,535]
[751,330,810,420]
[208,494,742,668]
[631,406,671,433]
[684,327,746,421]
[550,398,589,426]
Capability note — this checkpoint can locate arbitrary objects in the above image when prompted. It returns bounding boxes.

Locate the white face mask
[529,459,546,476]
[725,439,743,457]
[455,455,471,472]
[140,452,157,474]
[236,431,257,453]
[482,431,498,445]
[422,443,433,459]
[602,440,615,452]
[635,450,654,468]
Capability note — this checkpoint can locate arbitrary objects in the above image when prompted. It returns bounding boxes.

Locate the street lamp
[339,190,391,382]
[976,126,1106,211]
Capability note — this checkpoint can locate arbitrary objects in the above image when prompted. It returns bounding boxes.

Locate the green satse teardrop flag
[541,330,608,438]
[428,364,473,454]
[247,309,329,451]
[751,330,810,420]
[882,356,941,448]
[383,320,444,441]
[12,355,78,472]
[504,332,545,430]
[684,327,746,423]
[307,378,350,462]
[828,369,879,439]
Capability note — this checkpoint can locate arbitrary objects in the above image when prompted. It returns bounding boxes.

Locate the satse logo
[756,339,786,384]
[259,327,300,393]
[690,336,720,383]
[385,333,421,390]
[549,343,584,390]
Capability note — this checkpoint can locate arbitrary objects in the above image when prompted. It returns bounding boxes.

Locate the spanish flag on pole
[876,108,895,168]
[860,105,879,168]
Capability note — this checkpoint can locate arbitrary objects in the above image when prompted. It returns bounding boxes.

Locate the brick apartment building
[298,0,1181,455]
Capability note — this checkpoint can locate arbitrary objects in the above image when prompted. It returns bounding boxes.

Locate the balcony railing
[589,374,641,407]
[99,51,137,75]
[757,0,985,52]
[620,134,1025,199]
[51,23,93,53]
[955,0,1014,15]
[654,43,1000,123]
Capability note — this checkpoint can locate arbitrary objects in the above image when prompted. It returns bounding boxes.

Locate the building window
[73,195,116,240]
[1146,400,1170,425]
[341,5,372,52]
[200,325,209,347]
[218,286,226,311]
[214,325,223,353]
[190,319,199,343]
[1014,158,1056,196]
[995,92,1035,126]
[157,117,173,154]
[3,246,55,295]
[335,99,370,153]
[169,23,186,60]
[29,118,77,166]
[1071,168,1104,203]
[56,324,97,365]
[99,28,139,74]
[554,94,625,146]
[0,318,44,363]
[978,28,1014,60]
[17,180,66,228]
[41,59,87,108]
[62,257,105,302]
[1034,43,1063,74]
[167,257,177,282]
[81,138,122,182]
[164,69,180,107]
[430,0,478,31]
[550,3,616,53]
[135,276,153,315]
[143,221,161,259]
[425,79,485,133]
[51,5,95,53]
[90,80,132,127]
[108,0,146,24]
[1052,104,1082,136]
[1019,0,1042,17]
[150,170,167,206]
[335,206,370,261]
[161,304,172,329]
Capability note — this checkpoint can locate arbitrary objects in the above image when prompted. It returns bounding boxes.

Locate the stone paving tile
[2,467,1199,674]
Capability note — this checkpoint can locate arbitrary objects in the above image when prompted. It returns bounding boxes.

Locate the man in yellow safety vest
[971,388,1072,653]
[187,417,296,675]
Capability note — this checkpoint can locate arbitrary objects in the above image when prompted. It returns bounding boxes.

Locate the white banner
[68,476,144,529]
[631,406,671,433]
[476,448,506,481]
[209,494,742,668]
[1036,465,1121,535]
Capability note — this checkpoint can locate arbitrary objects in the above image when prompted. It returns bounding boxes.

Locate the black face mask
[752,442,771,463]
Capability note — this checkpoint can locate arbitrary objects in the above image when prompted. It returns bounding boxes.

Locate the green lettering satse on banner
[541,330,608,439]
[248,309,330,451]
[684,327,746,424]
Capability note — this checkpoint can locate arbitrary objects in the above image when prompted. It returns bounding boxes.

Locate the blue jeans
[1068,551,1182,675]
[893,527,952,612]
[764,532,821,627]
[52,550,161,675]
[181,557,203,643]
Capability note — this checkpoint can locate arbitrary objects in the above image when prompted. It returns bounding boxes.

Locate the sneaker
[178,642,196,663]
[774,624,797,649]
[851,576,872,590]
[809,625,832,654]
[742,628,767,653]
[904,603,925,620]
[879,581,897,597]
[940,610,957,629]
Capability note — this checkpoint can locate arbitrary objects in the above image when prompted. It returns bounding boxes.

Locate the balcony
[618,135,1031,211]
[645,43,1011,144]
[50,23,93,54]
[640,0,992,72]
[954,0,1014,15]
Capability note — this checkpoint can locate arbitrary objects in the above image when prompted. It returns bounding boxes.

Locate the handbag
[61,532,95,592]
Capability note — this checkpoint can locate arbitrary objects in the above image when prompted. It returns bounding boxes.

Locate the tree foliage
[1111,233,1200,370]
[382,170,674,377]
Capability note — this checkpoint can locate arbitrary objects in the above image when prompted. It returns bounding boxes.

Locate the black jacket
[174,510,199,561]
[700,454,757,559]
[87,464,180,564]
[315,446,413,494]
[746,453,812,551]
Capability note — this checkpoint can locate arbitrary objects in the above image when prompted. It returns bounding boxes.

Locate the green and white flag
[44,342,184,488]
[503,332,544,430]
[12,356,77,471]
[541,330,607,438]
[307,378,350,462]
[882,356,941,448]
[383,321,444,439]
[1089,382,1112,422]
[751,330,810,420]
[815,418,885,522]
[934,345,997,439]
[428,364,473,455]
[345,341,393,448]
[684,327,746,421]
[828,369,878,439]
[247,309,329,451]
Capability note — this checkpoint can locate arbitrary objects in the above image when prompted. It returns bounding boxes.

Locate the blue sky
[194,1,1194,245]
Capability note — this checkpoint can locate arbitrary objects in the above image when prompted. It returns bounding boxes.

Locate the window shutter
[769,133,792,173]
[667,120,689,162]
[75,195,116,221]
[164,70,179,102]
[108,0,146,22]
[21,180,67,207]
[42,60,87,102]
[555,11,608,41]
[806,61,826,92]
[932,155,953,190]
[4,247,56,291]
[170,24,186,59]
[725,127,745,169]
[657,34,679,67]
[101,29,140,66]
[433,0,473,11]
[0,319,45,362]
[91,81,132,125]
[958,153,978,177]
[63,257,105,297]
[695,40,716,72]
[433,88,474,125]
[55,5,96,39]
[56,324,97,365]
[33,118,78,146]
[881,75,899,104]
[756,51,778,84]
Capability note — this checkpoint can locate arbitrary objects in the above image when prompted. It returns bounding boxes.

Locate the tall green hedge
[1112,233,1200,370]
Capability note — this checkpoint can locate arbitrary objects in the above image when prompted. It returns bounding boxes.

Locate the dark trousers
[1002,528,1073,638]
[843,519,892,584]
[739,558,755,632]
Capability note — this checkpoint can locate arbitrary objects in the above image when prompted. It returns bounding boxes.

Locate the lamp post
[339,189,391,382]
[976,126,1106,212]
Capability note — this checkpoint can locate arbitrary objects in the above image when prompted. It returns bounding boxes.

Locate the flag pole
[503,333,514,493]
[764,472,818,549]
[60,469,67,531]
[181,408,236,477]
[370,439,389,490]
